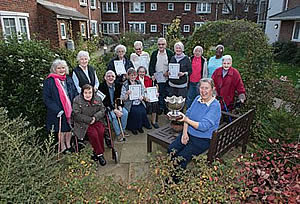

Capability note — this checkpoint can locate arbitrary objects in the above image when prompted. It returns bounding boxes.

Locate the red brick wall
[287,0,300,9]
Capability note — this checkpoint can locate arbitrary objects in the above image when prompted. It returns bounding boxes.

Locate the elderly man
[149,38,174,114]
[99,70,129,141]
[212,55,246,110]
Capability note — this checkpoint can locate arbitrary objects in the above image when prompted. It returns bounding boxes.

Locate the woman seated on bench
[168,78,221,169]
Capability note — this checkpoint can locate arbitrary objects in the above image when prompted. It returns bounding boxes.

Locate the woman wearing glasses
[130,41,150,74]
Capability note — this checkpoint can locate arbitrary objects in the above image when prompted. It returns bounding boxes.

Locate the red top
[136,75,153,88]
[212,67,246,110]
[190,56,202,83]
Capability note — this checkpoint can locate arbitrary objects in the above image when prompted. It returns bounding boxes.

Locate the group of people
[43,37,246,169]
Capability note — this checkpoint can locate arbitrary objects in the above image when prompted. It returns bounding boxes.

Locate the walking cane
[58,115,62,159]
[115,98,126,142]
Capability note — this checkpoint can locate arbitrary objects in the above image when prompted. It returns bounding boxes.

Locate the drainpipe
[122,0,126,33]
[87,0,91,39]
[215,1,219,21]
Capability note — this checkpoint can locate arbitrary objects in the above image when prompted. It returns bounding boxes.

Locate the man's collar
[106,81,115,88]
[197,96,215,106]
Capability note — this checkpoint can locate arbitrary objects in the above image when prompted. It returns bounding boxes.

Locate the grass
[275,62,300,85]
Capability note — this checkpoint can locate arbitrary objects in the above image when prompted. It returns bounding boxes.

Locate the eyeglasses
[135,48,141,50]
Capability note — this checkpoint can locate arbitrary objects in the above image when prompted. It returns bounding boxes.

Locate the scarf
[47,73,72,123]
[175,53,185,62]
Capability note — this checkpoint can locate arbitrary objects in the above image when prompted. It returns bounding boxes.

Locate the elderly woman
[207,45,224,78]
[107,44,133,84]
[121,68,151,135]
[186,46,208,108]
[72,50,100,93]
[130,41,150,74]
[136,66,160,129]
[72,84,106,166]
[168,42,192,98]
[43,59,78,153]
[168,78,221,169]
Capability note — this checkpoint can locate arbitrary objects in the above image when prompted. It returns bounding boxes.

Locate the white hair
[216,44,224,51]
[157,37,167,45]
[50,59,69,74]
[115,44,127,54]
[222,55,232,61]
[193,46,203,54]
[174,41,184,51]
[105,70,116,78]
[77,50,90,61]
[134,41,143,49]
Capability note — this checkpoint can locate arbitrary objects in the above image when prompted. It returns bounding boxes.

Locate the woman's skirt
[127,104,150,130]
[146,101,160,114]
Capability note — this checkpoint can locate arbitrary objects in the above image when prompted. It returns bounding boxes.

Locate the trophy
[165,96,186,121]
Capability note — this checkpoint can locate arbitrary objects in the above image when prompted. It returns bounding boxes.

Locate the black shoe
[97,154,106,166]
[138,128,144,133]
[164,109,169,115]
[152,123,160,129]
[63,147,75,154]
[145,125,152,130]
[131,130,138,135]
[158,109,163,115]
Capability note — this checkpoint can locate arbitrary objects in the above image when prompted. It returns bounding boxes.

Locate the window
[244,5,249,12]
[0,11,30,39]
[194,22,205,30]
[102,2,118,13]
[130,2,145,13]
[168,3,174,11]
[222,3,232,14]
[60,23,66,39]
[79,0,87,6]
[129,22,146,34]
[90,0,96,9]
[292,21,300,42]
[150,3,157,11]
[183,25,190,33]
[184,3,191,11]
[196,3,211,14]
[150,24,157,32]
[80,23,86,36]
[102,22,120,34]
[90,20,98,36]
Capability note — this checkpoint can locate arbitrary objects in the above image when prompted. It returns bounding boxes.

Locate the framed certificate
[96,90,106,101]
[169,63,180,79]
[129,85,141,100]
[146,87,159,102]
[139,55,149,68]
[114,60,126,75]
[154,71,167,83]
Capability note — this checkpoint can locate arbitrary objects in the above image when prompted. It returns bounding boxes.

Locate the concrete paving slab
[97,163,130,182]
[120,143,148,163]
[128,162,149,182]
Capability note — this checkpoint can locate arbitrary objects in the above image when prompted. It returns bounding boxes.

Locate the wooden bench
[147,109,255,163]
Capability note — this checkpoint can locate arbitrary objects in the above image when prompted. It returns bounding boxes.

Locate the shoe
[104,135,112,148]
[97,154,106,166]
[138,128,144,133]
[63,147,75,154]
[145,125,152,130]
[117,136,124,142]
[131,130,138,135]
[152,123,160,129]
[158,109,163,115]
[164,109,169,115]
[123,131,130,137]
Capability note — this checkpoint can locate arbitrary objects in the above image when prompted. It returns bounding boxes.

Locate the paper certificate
[169,63,180,79]
[154,71,167,83]
[146,87,159,102]
[129,85,141,100]
[114,60,126,75]
[139,56,149,68]
[96,90,106,101]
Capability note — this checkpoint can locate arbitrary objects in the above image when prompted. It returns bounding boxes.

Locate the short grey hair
[216,44,224,51]
[105,70,116,78]
[77,50,90,61]
[127,67,137,76]
[115,44,127,54]
[193,46,203,54]
[174,41,184,51]
[50,59,69,74]
[222,55,232,61]
[134,41,143,49]
[157,37,167,45]
[200,78,215,89]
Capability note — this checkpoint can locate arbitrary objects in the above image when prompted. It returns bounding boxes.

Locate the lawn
[275,62,300,84]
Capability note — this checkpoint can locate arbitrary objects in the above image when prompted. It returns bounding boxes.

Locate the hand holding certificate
[129,85,141,100]
[169,63,180,79]
[154,71,167,83]
[114,60,126,75]
[146,87,159,102]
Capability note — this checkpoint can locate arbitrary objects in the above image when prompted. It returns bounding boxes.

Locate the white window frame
[80,23,86,36]
[150,3,157,11]
[196,3,211,14]
[79,0,87,7]
[90,0,96,9]
[102,2,118,13]
[60,23,67,40]
[183,25,190,33]
[128,21,146,34]
[222,3,232,14]
[90,20,98,36]
[0,11,30,39]
[184,3,191,11]
[244,5,249,12]
[130,2,145,13]
[150,24,157,32]
[168,3,174,11]
[102,21,120,34]
[194,22,205,30]
[292,21,300,42]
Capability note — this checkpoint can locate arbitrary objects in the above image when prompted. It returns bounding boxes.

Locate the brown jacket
[72,94,106,139]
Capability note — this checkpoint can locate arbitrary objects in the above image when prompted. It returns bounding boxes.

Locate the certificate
[129,85,141,100]
[96,90,106,101]
[169,63,180,79]
[146,87,159,102]
[114,60,126,75]
[139,56,149,68]
[154,71,167,83]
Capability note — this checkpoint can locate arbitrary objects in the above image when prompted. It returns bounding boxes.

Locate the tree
[222,0,259,19]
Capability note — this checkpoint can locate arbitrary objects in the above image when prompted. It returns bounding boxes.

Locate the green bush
[165,17,184,50]
[273,41,299,64]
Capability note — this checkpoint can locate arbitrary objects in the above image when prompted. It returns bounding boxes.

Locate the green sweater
[149,49,174,76]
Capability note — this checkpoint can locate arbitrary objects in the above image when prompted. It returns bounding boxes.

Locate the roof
[37,0,88,20]
[269,6,300,21]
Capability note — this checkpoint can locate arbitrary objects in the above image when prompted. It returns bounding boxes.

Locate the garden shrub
[273,41,299,64]
[165,17,184,50]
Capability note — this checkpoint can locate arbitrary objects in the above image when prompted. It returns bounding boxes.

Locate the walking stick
[115,98,126,142]
[58,116,62,159]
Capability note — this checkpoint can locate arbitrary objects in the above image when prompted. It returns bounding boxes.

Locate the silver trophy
[165,96,186,121]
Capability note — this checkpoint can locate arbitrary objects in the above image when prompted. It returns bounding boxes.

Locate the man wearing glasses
[149,38,174,114]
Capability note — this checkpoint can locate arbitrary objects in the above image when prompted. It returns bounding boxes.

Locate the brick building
[100,0,258,37]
